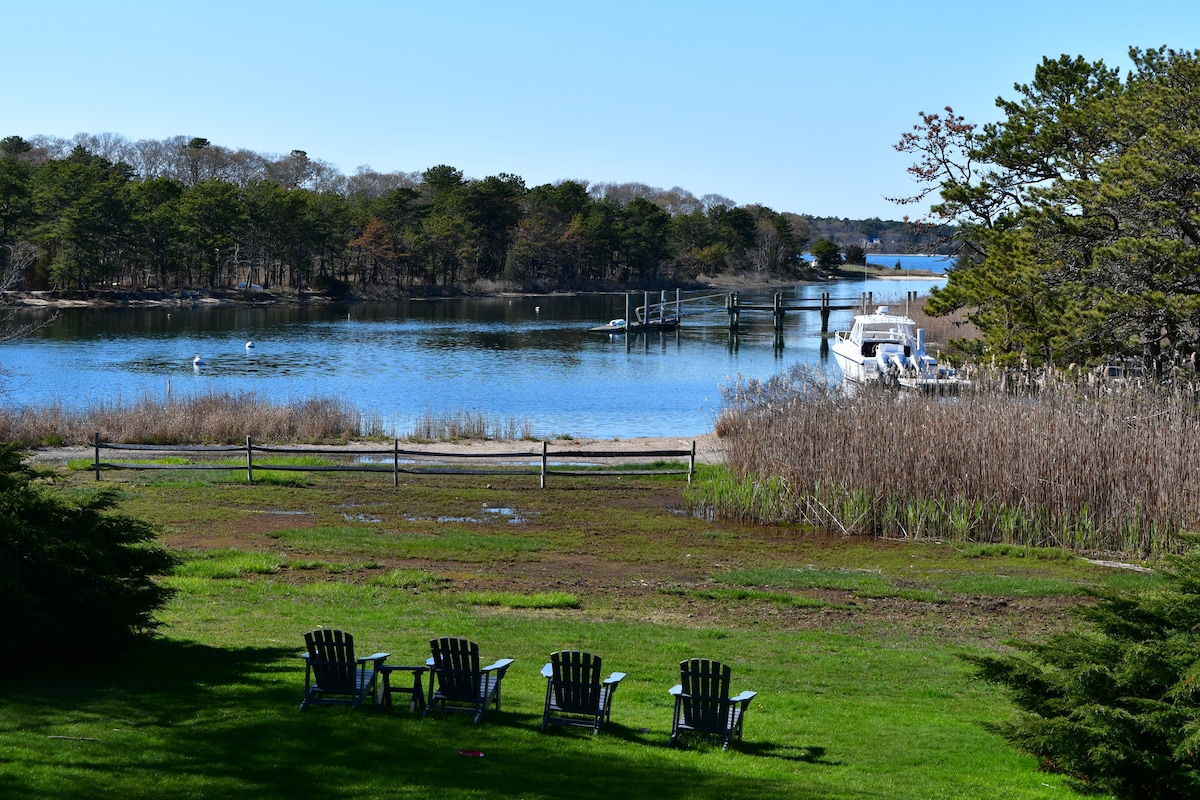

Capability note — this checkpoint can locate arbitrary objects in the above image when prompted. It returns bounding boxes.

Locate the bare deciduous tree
[1,240,55,345]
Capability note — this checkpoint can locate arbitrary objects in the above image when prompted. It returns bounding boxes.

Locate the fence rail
[90,435,696,487]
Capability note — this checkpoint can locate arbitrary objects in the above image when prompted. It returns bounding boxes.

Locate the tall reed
[703,367,1200,557]
[405,408,534,441]
[0,391,379,446]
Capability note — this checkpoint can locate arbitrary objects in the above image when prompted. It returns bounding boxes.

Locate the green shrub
[0,445,178,666]
[964,541,1200,799]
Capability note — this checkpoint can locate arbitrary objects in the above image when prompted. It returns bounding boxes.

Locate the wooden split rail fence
[90,434,696,487]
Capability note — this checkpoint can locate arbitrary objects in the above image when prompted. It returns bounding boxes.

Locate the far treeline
[0,134,940,296]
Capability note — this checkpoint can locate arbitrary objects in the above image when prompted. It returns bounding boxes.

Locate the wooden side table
[379,665,427,712]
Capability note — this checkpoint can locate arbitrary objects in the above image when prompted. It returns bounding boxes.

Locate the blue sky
[6,0,1197,220]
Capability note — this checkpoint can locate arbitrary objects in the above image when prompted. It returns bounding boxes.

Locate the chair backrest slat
[305,629,358,693]
[680,658,731,731]
[551,650,601,712]
[430,637,482,699]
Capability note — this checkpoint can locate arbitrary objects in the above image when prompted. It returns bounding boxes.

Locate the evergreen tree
[0,446,177,666]
[964,543,1200,799]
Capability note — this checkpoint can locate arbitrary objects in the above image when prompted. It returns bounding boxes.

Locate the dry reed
[406,409,534,442]
[0,391,377,446]
[709,367,1200,557]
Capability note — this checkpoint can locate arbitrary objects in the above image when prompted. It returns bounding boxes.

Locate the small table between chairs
[379,665,427,712]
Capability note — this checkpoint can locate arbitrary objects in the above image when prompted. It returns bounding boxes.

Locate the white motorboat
[831,306,964,390]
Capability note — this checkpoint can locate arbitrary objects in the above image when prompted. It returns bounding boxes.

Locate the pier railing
[89,435,696,487]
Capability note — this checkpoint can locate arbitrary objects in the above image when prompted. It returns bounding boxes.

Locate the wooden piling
[625,293,631,352]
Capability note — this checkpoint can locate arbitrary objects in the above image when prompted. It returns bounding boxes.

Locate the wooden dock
[596,289,920,337]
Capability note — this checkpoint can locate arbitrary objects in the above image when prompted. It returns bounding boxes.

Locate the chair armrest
[730,690,757,704]
[668,684,683,697]
[482,658,515,674]
[358,652,391,664]
[541,663,554,678]
[603,672,627,685]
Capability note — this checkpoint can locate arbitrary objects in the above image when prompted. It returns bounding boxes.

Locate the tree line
[0,133,927,296]
[897,46,1200,378]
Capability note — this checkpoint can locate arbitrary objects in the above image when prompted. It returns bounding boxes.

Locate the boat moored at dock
[831,306,966,390]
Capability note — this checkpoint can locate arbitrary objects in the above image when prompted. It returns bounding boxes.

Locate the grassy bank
[706,369,1199,558]
[0,463,1148,799]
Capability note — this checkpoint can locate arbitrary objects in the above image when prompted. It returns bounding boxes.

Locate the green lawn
[1,466,1144,799]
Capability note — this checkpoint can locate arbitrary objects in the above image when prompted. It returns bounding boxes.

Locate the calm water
[1,271,946,438]
[865,253,953,272]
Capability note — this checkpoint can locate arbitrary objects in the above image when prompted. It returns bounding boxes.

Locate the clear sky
[6,0,1198,220]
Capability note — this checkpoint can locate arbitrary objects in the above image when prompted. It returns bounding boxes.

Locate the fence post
[94,432,101,481]
[689,440,695,484]
[393,438,399,487]
[246,436,254,484]
[540,441,548,488]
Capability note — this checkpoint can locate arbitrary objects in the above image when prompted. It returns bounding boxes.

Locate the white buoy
[245,341,255,349]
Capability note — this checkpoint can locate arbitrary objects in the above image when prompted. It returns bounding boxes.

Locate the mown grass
[0,465,1146,799]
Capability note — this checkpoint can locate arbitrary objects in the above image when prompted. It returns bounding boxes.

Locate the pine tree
[964,543,1200,799]
[0,445,177,666]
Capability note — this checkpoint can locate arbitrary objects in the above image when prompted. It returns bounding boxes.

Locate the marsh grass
[0,391,375,446]
[407,409,535,441]
[905,301,980,357]
[706,368,1200,557]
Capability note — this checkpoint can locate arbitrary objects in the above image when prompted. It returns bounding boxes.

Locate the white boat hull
[831,306,967,391]
[830,338,878,383]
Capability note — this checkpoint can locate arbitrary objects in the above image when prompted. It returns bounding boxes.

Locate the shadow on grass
[1,638,864,800]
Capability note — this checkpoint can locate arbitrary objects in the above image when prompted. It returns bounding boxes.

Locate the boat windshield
[856,319,915,340]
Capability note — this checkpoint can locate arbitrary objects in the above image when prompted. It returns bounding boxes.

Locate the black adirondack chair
[299,629,390,710]
[540,650,626,734]
[668,658,757,750]
[424,637,514,725]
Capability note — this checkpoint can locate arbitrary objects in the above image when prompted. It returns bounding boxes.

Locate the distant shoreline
[0,266,943,310]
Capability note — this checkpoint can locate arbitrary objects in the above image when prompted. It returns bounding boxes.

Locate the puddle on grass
[407,507,533,525]
[342,513,382,523]
[256,509,310,516]
[668,505,716,522]
[483,507,528,524]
